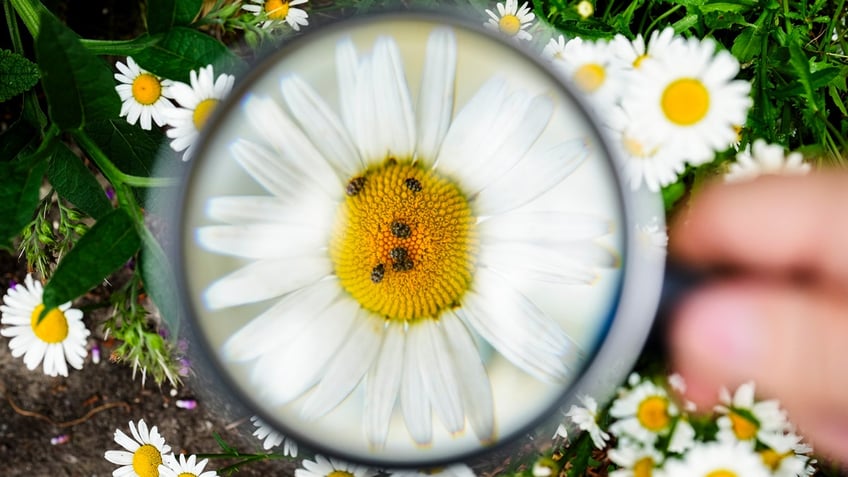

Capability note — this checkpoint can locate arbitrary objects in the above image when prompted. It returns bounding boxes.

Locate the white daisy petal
[365,322,405,448]
[371,36,417,159]
[401,326,433,445]
[414,320,464,434]
[415,27,457,166]
[196,223,326,260]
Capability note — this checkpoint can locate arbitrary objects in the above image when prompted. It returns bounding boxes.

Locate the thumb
[667,279,848,461]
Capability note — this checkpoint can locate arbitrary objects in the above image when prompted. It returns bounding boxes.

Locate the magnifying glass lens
[178,13,647,468]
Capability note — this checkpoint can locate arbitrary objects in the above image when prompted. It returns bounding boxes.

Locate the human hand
[666,172,848,463]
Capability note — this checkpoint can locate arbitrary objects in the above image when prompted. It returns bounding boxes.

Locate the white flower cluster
[557,375,817,477]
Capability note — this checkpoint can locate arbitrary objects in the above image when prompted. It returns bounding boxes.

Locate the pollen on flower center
[327,472,355,477]
[330,160,477,322]
[760,448,790,471]
[573,63,606,93]
[729,410,759,440]
[29,304,69,343]
[193,98,218,130]
[636,395,670,432]
[661,78,710,126]
[498,14,522,35]
[705,471,738,477]
[132,444,163,477]
[132,73,163,105]
[177,473,197,477]
[264,0,290,19]
[633,457,654,477]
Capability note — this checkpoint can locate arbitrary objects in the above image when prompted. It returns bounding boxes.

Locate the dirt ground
[0,248,299,476]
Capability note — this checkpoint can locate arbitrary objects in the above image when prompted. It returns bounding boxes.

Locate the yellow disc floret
[330,160,476,322]
[30,304,69,344]
[729,410,759,440]
[705,471,737,477]
[573,64,606,93]
[193,98,218,131]
[636,395,671,432]
[132,73,163,105]
[328,472,355,477]
[661,78,710,126]
[633,457,654,477]
[264,0,291,20]
[178,473,198,477]
[498,15,521,36]
[132,444,163,477]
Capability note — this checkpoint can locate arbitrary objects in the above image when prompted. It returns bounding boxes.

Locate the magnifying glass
[173,9,666,469]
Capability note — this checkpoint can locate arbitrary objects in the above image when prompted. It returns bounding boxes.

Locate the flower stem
[80,36,159,56]
[72,131,179,188]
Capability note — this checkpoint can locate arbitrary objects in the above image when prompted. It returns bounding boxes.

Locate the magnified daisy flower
[564,394,610,449]
[0,273,90,377]
[724,138,810,183]
[603,105,685,192]
[387,463,476,477]
[608,442,665,477]
[552,37,627,113]
[164,65,235,162]
[623,36,752,166]
[200,27,610,448]
[250,415,298,456]
[105,419,173,477]
[159,454,218,477]
[609,378,681,445]
[484,0,536,42]
[663,440,771,477]
[114,56,175,130]
[242,0,309,31]
[715,381,791,444]
[295,454,378,477]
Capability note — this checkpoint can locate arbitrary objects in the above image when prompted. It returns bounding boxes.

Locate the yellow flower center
[760,448,790,471]
[729,410,759,440]
[29,304,69,344]
[633,54,649,68]
[193,98,218,131]
[636,395,671,432]
[705,471,737,477]
[633,457,654,477]
[327,472,355,477]
[132,73,163,106]
[132,444,163,477]
[573,64,606,93]
[265,0,290,20]
[661,78,710,126]
[178,473,198,477]
[498,14,522,36]
[330,160,476,322]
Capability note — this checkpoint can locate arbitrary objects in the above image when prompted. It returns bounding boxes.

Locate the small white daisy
[164,65,235,162]
[604,105,685,192]
[758,431,814,477]
[609,378,680,445]
[608,442,665,477]
[114,56,175,130]
[564,394,610,449]
[662,440,771,477]
[0,274,90,377]
[104,419,173,477]
[611,27,680,70]
[242,0,309,31]
[484,0,536,42]
[623,36,752,166]
[250,415,298,456]
[542,34,568,62]
[554,37,627,113]
[159,454,218,477]
[295,454,378,477]
[724,138,810,183]
[715,381,791,444]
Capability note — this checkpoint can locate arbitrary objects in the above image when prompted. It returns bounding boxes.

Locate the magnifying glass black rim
[172,7,630,470]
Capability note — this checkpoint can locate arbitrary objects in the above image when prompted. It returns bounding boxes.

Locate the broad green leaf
[7,0,51,38]
[773,67,840,98]
[0,49,40,102]
[86,119,169,177]
[0,153,46,247]
[42,208,141,311]
[35,11,120,131]
[788,33,819,112]
[175,0,203,25]
[133,27,247,83]
[0,120,37,163]
[146,0,178,35]
[730,27,760,63]
[140,233,182,335]
[47,143,113,220]
[700,1,757,13]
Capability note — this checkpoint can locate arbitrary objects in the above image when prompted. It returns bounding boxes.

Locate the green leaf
[42,208,141,311]
[829,85,848,116]
[140,233,182,334]
[86,119,169,177]
[662,180,686,212]
[730,27,761,63]
[0,154,46,246]
[35,11,121,131]
[175,0,203,25]
[47,143,113,220]
[0,49,40,102]
[146,0,201,33]
[133,27,248,83]
[0,120,37,163]
[700,0,757,13]
[7,0,51,38]
[788,33,820,112]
